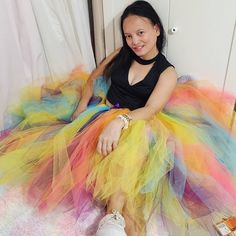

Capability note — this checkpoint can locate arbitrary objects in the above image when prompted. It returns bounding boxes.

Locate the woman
[73,1,176,235]
[0,1,236,236]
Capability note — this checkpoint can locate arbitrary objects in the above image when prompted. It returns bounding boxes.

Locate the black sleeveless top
[106,53,174,110]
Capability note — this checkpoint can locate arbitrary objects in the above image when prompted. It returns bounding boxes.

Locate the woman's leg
[96,191,127,236]
[106,192,141,236]
[96,122,152,235]
[107,191,126,213]
[123,203,141,236]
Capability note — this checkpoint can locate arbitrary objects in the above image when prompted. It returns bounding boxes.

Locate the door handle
[168,27,178,34]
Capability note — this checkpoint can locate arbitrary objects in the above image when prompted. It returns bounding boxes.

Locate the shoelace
[98,209,125,229]
[111,209,122,220]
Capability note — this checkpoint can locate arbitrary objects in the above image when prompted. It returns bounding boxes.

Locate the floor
[1,186,226,236]
[0,186,165,236]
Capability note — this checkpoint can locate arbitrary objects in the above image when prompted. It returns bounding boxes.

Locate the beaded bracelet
[117,114,132,129]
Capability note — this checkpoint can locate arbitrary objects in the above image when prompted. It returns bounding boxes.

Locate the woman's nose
[132,36,139,45]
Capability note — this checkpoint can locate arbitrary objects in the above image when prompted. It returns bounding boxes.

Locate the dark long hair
[103,0,166,78]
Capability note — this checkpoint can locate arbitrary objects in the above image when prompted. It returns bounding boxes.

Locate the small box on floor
[215,217,236,236]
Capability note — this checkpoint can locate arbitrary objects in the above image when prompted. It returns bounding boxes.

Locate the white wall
[102,0,236,92]
[101,0,236,128]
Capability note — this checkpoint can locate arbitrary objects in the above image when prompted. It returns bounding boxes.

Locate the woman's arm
[127,66,177,120]
[72,48,121,120]
[97,66,177,156]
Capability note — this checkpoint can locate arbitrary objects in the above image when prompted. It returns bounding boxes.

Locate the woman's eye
[138,31,144,35]
[125,35,132,39]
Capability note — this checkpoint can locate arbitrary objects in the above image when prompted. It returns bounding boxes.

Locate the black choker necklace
[133,53,159,65]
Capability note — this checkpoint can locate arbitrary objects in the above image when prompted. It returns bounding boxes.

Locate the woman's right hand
[97,118,124,156]
[71,103,87,120]
[71,49,121,121]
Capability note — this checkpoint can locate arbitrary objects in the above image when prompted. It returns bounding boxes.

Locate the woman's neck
[133,52,160,65]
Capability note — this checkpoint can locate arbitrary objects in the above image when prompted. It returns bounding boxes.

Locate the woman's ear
[154,24,160,36]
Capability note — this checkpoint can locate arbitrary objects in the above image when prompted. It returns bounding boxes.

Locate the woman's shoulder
[157,54,177,81]
[156,53,175,72]
[159,53,173,65]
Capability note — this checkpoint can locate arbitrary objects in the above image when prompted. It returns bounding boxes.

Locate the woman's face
[123,15,160,59]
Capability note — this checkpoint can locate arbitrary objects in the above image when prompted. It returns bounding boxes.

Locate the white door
[224,20,236,129]
[224,20,236,95]
[166,0,236,90]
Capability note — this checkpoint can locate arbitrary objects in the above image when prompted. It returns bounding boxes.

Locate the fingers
[101,141,108,156]
[105,140,113,155]
[71,108,83,121]
[71,105,87,121]
[112,140,118,150]
[71,113,77,121]
[97,138,103,154]
[97,137,118,156]
[71,110,78,121]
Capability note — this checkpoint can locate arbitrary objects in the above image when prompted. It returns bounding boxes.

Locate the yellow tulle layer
[0,73,236,235]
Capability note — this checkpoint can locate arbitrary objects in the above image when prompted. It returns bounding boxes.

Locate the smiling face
[123,14,160,60]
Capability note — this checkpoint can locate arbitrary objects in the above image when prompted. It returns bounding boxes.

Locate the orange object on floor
[214,217,236,236]
[224,217,236,231]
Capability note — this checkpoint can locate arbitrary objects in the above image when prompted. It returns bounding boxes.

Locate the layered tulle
[0,71,236,235]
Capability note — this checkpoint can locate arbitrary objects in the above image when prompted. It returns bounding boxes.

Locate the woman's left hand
[97,118,124,156]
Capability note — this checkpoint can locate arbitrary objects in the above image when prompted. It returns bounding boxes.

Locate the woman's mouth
[133,45,144,52]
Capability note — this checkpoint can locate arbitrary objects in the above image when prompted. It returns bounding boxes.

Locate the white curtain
[92,0,132,64]
[0,0,95,129]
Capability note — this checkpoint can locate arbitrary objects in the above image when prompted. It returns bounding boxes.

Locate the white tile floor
[1,186,225,236]
[0,186,164,236]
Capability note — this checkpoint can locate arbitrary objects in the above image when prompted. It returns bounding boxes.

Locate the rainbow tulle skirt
[0,71,236,235]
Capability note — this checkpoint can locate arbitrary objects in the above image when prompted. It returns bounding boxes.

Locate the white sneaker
[95,210,127,236]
